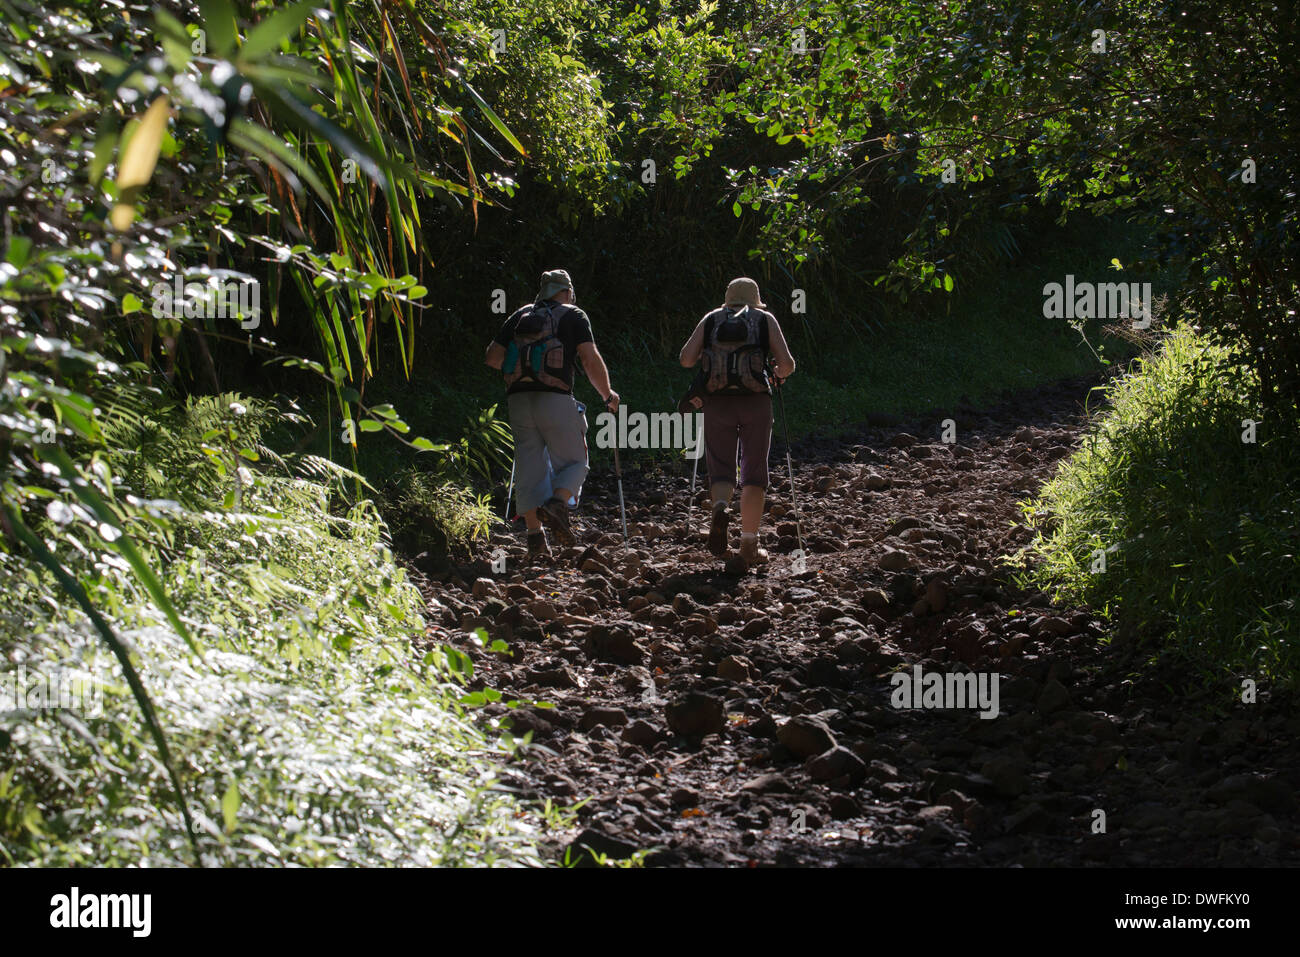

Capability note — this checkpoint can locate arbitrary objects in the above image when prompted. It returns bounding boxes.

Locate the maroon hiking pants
[702,393,772,489]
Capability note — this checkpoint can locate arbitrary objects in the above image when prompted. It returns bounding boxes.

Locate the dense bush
[1017,325,1300,686]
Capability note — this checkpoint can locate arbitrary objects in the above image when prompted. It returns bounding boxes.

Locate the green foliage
[3,0,1295,865]
[433,0,617,209]
[710,0,1299,419]
[365,401,509,556]
[1015,325,1300,685]
[101,389,292,505]
[379,468,497,558]
[0,0,521,457]
[441,403,513,485]
[0,0,547,866]
[0,390,543,865]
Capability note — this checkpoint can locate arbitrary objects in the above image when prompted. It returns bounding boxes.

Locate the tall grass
[1016,325,1300,685]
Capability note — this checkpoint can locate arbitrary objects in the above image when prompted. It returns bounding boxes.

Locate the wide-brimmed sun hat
[724,276,765,308]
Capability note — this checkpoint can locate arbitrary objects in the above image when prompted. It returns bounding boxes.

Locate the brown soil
[412,376,1300,866]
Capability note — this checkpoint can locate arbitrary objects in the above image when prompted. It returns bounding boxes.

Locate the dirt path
[413,376,1300,866]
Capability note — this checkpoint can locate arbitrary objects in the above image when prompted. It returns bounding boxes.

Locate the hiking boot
[526,528,550,559]
[707,501,730,556]
[739,536,769,567]
[539,497,575,546]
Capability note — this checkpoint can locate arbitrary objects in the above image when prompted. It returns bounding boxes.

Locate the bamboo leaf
[221,781,240,833]
[380,8,421,133]
[227,117,331,201]
[111,96,171,231]
[461,79,527,156]
[258,83,386,185]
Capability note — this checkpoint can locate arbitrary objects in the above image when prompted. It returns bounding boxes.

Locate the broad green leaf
[197,0,238,56]
[6,236,33,267]
[239,3,316,63]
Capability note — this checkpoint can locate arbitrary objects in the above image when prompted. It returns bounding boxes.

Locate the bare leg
[710,480,734,508]
[739,485,765,535]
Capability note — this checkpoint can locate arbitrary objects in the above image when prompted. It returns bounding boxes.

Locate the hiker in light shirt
[679,277,796,567]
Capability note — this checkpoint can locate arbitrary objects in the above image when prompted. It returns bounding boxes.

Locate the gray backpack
[503,302,571,391]
[702,306,770,394]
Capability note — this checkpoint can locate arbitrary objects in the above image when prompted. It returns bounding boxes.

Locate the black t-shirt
[494,300,594,395]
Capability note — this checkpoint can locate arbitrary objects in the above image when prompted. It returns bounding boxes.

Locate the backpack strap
[540,300,583,334]
[553,303,578,380]
[735,306,770,355]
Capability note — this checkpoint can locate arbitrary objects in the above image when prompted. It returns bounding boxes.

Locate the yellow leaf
[110,96,171,231]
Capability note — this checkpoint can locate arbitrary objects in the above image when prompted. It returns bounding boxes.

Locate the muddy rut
[412,376,1300,867]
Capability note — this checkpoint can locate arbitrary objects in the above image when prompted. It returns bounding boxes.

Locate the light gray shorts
[507,391,590,516]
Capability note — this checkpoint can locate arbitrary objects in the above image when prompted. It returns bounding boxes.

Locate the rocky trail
[411,376,1300,867]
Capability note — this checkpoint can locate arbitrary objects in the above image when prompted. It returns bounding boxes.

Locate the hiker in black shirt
[485,269,619,556]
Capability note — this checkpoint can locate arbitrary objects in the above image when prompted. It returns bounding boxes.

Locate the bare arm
[484,341,505,370]
[767,315,795,380]
[576,341,619,411]
[679,317,707,367]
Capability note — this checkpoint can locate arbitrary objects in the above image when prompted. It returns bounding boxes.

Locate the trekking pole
[504,457,516,521]
[612,444,628,541]
[689,432,700,501]
[772,368,804,555]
